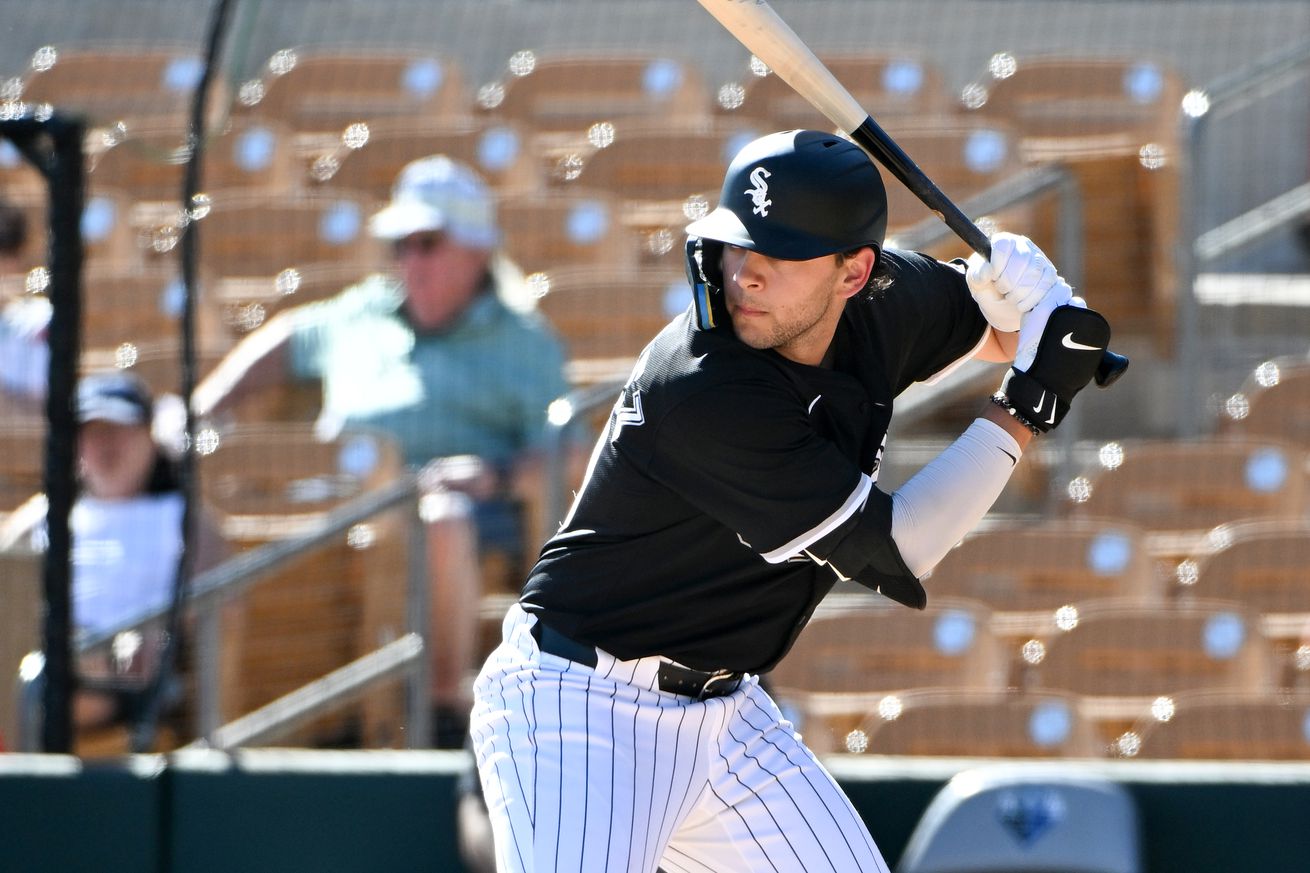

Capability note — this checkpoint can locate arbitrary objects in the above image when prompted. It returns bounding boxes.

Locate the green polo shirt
[288,273,568,468]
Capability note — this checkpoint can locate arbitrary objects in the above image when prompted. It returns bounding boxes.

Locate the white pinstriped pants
[471,604,890,873]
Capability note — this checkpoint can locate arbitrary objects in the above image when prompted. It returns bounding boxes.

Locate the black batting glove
[998,304,1112,432]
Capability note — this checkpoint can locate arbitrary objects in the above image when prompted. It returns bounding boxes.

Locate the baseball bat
[695,0,1129,387]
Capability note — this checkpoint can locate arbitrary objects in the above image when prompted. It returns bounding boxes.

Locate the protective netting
[1,0,1308,760]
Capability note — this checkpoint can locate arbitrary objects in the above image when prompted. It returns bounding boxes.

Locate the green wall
[4,752,1310,872]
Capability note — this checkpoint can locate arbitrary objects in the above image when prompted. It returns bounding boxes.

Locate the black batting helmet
[685,129,887,260]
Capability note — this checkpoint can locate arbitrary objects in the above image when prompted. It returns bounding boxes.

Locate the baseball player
[471,129,1111,872]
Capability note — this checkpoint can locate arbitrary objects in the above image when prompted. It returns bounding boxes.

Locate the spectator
[1,370,227,740]
[0,196,45,405]
[192,155,577,746]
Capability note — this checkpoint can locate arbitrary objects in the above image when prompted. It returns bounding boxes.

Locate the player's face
[721,244,867,366]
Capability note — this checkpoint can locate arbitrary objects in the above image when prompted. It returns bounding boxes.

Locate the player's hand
[998,304,1111,432]
[966,233,1069,334]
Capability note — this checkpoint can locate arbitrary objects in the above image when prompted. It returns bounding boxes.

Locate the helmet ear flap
[685,237,729,331]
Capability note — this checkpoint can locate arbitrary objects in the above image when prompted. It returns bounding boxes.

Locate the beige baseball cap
[369,155,500,249]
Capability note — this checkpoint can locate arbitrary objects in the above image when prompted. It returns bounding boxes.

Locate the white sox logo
[745,166,772,216]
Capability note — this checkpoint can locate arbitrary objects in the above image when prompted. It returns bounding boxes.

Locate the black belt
[532,621,744,701]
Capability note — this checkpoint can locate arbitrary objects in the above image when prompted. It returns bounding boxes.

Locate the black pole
[2,115,86,753]
[131,0,239,753]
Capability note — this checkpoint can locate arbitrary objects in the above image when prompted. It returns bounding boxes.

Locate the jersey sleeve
[637,375,869,563]
[875,250,989,394]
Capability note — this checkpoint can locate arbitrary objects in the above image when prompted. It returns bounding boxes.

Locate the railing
[15,473,431,751]
[1174,40,1310,436]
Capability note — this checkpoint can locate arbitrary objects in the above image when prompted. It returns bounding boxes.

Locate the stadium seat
[235,48,470,141]
[305,119,540,199]
[88,118,299,206]
[768,595,1008,753]
[713,53,954,133]
[926,518,1161,639]
[1021,598,1277,744]
[1173,518,1310,686]
[199,424,409,745]
[565,125,762,257]
[12,43,221,131]
[530,265,686,384]
[180,189,384,278]
[1218,355,1310,449]
[960,55,1186,345]
[846,688,1101,758]
[497,188,639,275]
[80,266,228,355]
[898,766,1142,873]
[11,187,140,271]
[1064,438,1310,564]
[209,263,371,339]
[0,425,45,523]
[1118,689,1310,760]
[0,549,41,751]
[476,52,714,138]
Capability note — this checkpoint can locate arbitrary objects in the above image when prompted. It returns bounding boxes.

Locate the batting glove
[997,303,1111,432]
[966,233,1070,333]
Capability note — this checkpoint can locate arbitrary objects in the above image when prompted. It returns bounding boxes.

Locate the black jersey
[521,249,988,673]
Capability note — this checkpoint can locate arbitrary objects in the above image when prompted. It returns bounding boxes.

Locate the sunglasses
[393,232,449,257]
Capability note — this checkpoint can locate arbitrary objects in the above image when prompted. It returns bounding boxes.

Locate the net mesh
[0,0,1308,758]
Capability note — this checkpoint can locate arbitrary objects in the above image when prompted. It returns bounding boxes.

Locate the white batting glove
[966,233,1070,331]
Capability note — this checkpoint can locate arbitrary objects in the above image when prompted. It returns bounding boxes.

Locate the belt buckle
[698,670,741,701]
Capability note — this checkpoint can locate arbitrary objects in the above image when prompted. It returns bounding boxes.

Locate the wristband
[990,392,1043,436]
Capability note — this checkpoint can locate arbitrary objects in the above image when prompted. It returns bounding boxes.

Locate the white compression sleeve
[890,417,1023,578]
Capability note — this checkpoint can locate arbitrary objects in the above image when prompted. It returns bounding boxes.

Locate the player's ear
[837,246,876,298]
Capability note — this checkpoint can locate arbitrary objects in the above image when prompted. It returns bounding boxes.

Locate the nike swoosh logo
[1045,405,1057,425]
[1032,390,1046,416]
[1062,332,1101,351]
[807,395,822,414]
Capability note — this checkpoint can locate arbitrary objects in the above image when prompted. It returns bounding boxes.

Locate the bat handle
[943,179,1127,387]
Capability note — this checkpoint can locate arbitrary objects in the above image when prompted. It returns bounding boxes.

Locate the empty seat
[714,53,953,132]
[236,48,470,139]
[199,424,408,744]
[497,189,638,275]
[899,766,1142,873]
[1022,598,1276,742]
[209,263,371,338]
[926,518,1159,637]
[847,688,1100,758]
[476,52,713,137]
[1219,356,1310,449]
[13,43,217,130]
[1119,689,1310,760]
[306,120,540,199]
[0,425,45,520]
[80,266,228,354]
[11,187,140,271]
[530,266,686,384]
[183,189,382,277]
[961,55,1186,345]
[89,118,299,205]
[1065,438,1309,562]
[769,595,1007,753]
[0,549,41,750]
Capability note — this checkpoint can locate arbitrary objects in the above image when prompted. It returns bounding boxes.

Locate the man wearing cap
[194,156,571,746]
[470,130,1112,871]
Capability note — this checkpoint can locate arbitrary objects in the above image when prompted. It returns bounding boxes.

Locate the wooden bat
[695,0,1129,387]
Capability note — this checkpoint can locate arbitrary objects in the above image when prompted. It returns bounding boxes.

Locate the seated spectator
[193,155,579,746]
[0,197,45,406]
[1,371,227,742]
